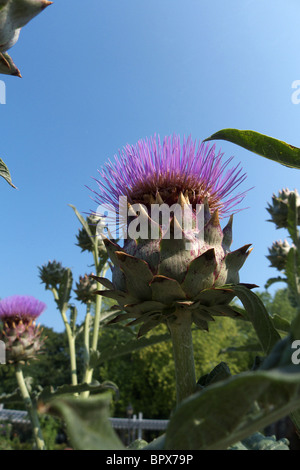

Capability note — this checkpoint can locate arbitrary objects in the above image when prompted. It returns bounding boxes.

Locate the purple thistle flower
[90,134,253,341]
[0,295,46,364]
[0,295,46,322]
[91,134,248,218]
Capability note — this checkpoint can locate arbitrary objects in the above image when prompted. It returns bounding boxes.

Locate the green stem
[167,311,197,405]
[51,288,78,386]
[83,303,91,374]
[81,263,108,397]
[15,365,46,450]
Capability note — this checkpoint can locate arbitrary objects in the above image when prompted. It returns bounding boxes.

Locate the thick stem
[15,365,46,450]
[167,311,197,405]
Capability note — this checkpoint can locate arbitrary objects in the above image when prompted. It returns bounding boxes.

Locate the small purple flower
[91,134,248,217]
[0,295,46,364]
[0,295,46,322]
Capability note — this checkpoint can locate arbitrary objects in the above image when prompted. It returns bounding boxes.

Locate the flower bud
[267,239,292,271]
[38,260,68,290]
[74,274,98,304]
[266,188,300,229]
[76,214,107,257]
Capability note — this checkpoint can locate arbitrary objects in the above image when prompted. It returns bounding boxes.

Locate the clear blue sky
[0,0,300,331]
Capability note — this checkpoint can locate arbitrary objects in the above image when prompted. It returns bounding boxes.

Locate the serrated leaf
[0,158,16,188]
[204,128,300,169]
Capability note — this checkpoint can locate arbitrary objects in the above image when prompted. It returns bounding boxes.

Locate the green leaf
[0,387,23,405]
[69,204,93,237]
[198,362,232,388]
[230,432,290,450]
[264,276,287,289]
[143,434,166,450]
[204,128,300,169]
[48,392,125,450]
[164,368,300,450]
[37,381,118,403]
[0,158,16,188]
[128,439,148,449]
[231,285,281,355]
[271,314,291,333]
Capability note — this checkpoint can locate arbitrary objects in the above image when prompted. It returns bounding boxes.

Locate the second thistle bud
[267,239,292,271]
[74,274,98,304]
[76,214,107,257]
[38,260,68,290]
[266,188,300,229]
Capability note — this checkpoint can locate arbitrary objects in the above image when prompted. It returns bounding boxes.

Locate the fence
[0,405,169,444]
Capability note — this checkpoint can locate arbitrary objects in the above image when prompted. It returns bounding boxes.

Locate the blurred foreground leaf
[48,392,124,450]
[164,368,300,450]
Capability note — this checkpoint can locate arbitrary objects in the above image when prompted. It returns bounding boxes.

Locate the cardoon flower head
[91,134,252,336]
[93,134,247,218]
[0,295,46,363]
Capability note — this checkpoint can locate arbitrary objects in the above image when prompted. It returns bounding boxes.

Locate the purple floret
[0,295,46,320]
[91,134,248,218]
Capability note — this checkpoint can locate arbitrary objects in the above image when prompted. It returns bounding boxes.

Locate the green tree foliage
[98,317,256,419]
[256,288,297,323]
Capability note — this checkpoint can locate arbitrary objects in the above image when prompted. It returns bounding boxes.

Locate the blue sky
[0,0,300,331]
